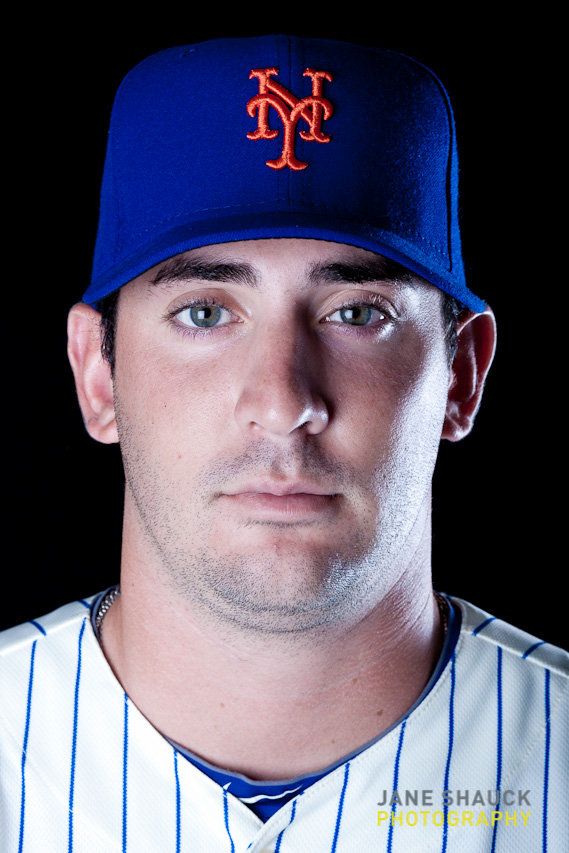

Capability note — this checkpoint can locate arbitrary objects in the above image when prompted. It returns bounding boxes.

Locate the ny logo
[247,67,333,171]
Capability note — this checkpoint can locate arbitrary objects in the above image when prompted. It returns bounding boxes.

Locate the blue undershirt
[92,590,460,822]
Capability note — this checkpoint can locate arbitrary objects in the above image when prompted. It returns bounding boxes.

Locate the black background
[4,14,563,648]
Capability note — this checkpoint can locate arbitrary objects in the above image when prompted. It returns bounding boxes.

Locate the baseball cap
[84,35,486,312]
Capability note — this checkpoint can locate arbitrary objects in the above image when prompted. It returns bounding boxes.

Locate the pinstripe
[542,669,551,853]
[78,600,91,609]
[472,616,496,636]
[490,646,503,853]
[3,596,560,850]
[29,620,46,636]
[441,651,456,853]
[275,796,299,852]
[330,762,350,853]
[523,641,546,659]
[122,693,129,853]
[173,749,181,853]
[18,640,38,853]
[387,721,407,853]
[68,618,87,853]
[223,786,235,853]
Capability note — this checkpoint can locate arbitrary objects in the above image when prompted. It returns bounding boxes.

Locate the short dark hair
[96,272,464,373]
[441,291,463,363]
[98,288,121,373]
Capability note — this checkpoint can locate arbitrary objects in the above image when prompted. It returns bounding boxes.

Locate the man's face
[111,239,452,633]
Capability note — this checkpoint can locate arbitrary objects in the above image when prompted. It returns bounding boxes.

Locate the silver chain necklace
[435,591,449,634]
[95,586,120,635]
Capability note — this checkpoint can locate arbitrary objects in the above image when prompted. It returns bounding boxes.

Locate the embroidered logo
[247,68,333,170]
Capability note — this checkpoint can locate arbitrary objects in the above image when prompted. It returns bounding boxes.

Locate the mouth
[218,481,339,521]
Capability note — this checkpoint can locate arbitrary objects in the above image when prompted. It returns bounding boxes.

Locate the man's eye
[327,305,386,326]
[175,304,233,328]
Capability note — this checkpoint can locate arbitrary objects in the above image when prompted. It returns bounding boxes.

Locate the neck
[101,504,443,781]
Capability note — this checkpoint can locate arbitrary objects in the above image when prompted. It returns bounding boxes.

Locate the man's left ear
[442,307,497,442]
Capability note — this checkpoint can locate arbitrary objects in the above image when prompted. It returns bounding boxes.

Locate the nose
[234,321,329,438]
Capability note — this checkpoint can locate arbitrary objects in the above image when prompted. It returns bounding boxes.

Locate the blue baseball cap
[84,35,486,312]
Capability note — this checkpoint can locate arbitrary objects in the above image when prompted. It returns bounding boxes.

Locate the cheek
[328,331,450,482]
[113,338,236,465]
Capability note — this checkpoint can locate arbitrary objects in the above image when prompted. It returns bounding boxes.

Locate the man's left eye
[327,305,386,326]
[175,304,233,328]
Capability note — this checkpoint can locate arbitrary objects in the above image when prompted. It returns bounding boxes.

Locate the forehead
[128,238,439,298]
[172,238,393,267]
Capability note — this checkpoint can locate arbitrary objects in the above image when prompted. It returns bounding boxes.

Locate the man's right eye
[174,303,234,329]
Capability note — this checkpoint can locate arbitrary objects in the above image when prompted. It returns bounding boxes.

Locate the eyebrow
[150,254,421,290]
[151,256,259,288]
[307,259,420,286]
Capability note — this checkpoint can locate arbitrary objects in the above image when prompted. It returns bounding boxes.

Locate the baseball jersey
[1,595,567,852]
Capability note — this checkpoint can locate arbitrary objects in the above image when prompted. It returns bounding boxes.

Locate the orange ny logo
[247,68,333,171]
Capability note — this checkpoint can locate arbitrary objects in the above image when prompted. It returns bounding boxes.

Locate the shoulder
[0,597,102,736]
[449,595,568,752]
[451,596,569,677]
[0,597,98,659]
[0,593,120,784]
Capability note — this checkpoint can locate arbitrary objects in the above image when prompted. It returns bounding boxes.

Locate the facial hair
[116,398,439,638]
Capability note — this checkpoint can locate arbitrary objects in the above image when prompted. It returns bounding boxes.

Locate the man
[1,35,567,852]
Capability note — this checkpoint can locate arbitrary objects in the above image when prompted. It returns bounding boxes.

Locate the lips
[223,480,334,498]
[218,481,338,520]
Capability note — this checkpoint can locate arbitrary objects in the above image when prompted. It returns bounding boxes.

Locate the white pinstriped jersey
[1,596,567,852]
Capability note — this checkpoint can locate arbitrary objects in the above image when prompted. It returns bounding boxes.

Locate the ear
[442,306,497,442]
[67,302,119,444]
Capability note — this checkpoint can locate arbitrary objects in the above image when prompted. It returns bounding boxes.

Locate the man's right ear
[67,303,119,444]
